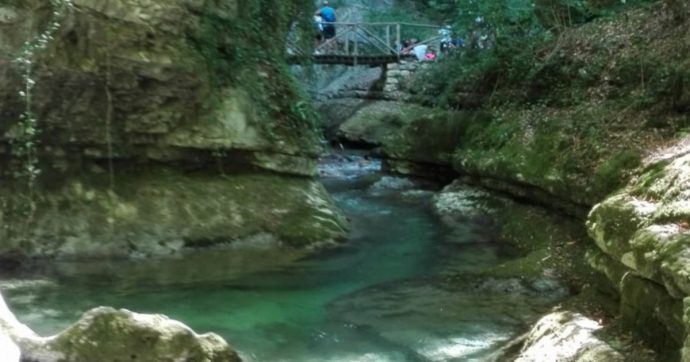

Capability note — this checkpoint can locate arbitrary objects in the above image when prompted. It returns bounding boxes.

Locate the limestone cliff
[587,143,690,361]
[0,0,348,259]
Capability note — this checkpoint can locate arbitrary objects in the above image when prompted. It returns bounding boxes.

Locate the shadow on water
[1,154,564,361]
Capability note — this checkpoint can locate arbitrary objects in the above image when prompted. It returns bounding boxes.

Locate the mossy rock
[337,101,435,146]
[619,275,684,359]
[53,307,241,362]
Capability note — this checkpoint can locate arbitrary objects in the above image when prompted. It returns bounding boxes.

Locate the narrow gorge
[0,0,689,361]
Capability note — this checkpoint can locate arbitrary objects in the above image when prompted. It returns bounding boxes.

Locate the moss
[485,248,550,279]
[54,307,240,362]
[382,110,490,166]
[631,160,671,196]
[476,196,595,291]
[620,275,684,359]
[593,150,641,195]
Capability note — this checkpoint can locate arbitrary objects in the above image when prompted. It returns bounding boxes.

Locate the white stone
[0,333,20,362]
[0,292,239,362]
[516,312,624,362]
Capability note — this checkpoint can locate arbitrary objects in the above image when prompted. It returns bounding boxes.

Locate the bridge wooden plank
[287,54,402,65]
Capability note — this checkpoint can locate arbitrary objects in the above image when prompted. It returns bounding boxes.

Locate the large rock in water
[50,307,240,362]
[586,142,690,359]
[0,292,240,361]
[0,0,347,258]
[336,101,430,146]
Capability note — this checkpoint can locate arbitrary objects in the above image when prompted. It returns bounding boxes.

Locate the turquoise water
[1,158,564,361]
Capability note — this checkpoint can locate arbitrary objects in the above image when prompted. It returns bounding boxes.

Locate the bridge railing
[291,22,443,64]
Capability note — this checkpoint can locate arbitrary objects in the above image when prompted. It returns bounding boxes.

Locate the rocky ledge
[587,141,690,360]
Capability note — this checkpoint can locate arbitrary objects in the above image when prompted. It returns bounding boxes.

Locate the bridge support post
[345,25,350,55]
[396,24,401,61]
[386,25,391,54]
[354,27,358,66]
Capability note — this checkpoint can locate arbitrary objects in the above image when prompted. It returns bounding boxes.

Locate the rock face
[382,60,429,100]
[0,172,347,259]
[0,292,240,361]
[515,312,623,362]
[586,147,690,359]
[0,0,348,258]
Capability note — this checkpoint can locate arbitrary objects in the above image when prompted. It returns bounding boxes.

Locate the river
[0,154,566,361]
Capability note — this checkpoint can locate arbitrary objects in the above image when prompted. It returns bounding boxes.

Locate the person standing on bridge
[315,1,336,52]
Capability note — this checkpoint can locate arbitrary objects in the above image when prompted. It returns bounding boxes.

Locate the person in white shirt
[412,43,428,61]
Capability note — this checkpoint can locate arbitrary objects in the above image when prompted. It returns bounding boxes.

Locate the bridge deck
[288,54,416,65]
[287,21,441,66]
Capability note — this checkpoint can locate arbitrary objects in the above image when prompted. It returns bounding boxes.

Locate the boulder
[51,307,240,362]
[515,312,623,362]
[337,101,432,146]
[1,292,241,362]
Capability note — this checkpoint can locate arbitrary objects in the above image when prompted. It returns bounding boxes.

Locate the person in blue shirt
[315,0,337,50]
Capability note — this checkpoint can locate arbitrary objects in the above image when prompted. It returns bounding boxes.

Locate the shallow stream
[1,155,566,361]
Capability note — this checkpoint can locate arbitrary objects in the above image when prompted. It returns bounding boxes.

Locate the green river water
[0,157,567,361]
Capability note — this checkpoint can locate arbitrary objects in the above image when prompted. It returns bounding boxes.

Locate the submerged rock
[369,176,418,192]
[328,276,568,361]
[515,312,623,362]
[0,292,240,362]
[433,181,502,221]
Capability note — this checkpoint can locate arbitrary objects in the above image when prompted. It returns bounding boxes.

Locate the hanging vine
[10,0,73,200]
[104,15,115,190]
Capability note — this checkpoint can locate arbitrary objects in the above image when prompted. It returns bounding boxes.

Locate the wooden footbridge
[287,22,444,66]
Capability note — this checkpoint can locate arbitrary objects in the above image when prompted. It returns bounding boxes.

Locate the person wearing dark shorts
[322,23,336,40]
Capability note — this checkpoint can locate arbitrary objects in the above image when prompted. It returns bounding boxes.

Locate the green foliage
[364,3,438,41]
[9,0,72,192]
[407,0,670,110]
